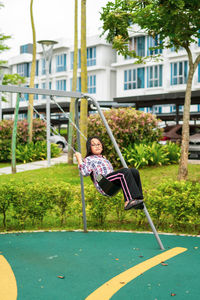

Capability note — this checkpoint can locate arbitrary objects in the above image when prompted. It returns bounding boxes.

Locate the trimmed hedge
[0,179,200,233]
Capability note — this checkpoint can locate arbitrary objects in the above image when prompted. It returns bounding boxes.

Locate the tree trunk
[178,63,194,180]
[68,0,78,164]
[28,0,36,143]
[80,0,88,157]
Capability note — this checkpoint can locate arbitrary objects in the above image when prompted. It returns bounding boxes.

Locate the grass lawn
[0,162,12,168]
[0,162,199,187]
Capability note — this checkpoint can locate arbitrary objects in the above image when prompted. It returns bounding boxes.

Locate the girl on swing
[75,136,144,210]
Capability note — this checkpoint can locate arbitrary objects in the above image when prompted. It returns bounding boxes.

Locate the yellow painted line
[86,247,187,300]
[0,255,17,300]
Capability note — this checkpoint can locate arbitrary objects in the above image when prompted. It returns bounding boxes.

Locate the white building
[6,35,116,117]
[4,31,200,122]
[112,29,200,118]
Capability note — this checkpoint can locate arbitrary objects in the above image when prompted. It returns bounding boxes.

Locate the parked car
[160,124,182,143]
[189,133,200,159]
[49,134,67,150]
[160,124,200,158]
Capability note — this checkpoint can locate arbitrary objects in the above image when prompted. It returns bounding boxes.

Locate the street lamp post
[37,40,58,167]
[0,65,9,122]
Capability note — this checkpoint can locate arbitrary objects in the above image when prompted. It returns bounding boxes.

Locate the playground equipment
[0,84,164,250]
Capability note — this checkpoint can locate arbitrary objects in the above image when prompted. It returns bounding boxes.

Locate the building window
[36,60,39,76]
[28,60,39,77]
[124,68,145,90]
[87,47,96,66]
[34,84,39,100]
[17,63,29,77]
[56,79,66,91]
[87,75,96,93]
[198,64,200,82]
[147,36,162,55]
[42,59,45,75]
[70,50,81,70]
[147,65,163,88]
[70,77,81,92]
[170,61,188,85]
[133,36,145,57]
[56,54,67,72]
[20,44,28,54]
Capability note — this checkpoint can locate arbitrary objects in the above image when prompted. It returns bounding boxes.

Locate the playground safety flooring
[0,231,200,300]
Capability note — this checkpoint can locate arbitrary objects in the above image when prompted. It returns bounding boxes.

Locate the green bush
[0,119,46,144]
[0,178,199,233]
[0,182,16,228]
[15,141,61,163]
[0,119,47,162]
[122,142,180,168]
[88,108,163,167]
[0,139,11,161]
[144,180,200,231]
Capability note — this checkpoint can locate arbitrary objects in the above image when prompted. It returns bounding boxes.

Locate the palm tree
[68,0,78,164]
[28,0,36,142]
[80,0,88,157]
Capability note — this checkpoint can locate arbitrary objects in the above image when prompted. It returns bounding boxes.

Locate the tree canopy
[101,0,200,57]
[100,0,200,180]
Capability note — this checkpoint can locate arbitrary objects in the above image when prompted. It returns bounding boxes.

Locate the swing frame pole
[84,95,165,250]
[75,98,87,233]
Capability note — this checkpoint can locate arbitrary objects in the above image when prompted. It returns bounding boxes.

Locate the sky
[0,0,110,60]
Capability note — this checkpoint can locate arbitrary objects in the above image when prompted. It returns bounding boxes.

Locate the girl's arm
[75,152,92,176]
[75,152,83,166]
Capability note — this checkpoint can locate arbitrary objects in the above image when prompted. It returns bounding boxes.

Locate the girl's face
[90,138,103,155]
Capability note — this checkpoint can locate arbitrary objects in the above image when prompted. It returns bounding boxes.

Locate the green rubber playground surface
[0,231,200,300]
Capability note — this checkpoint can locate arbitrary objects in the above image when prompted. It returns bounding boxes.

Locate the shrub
[0,139,11,161]
[163,142,181,163]
[15,141,61,163]
[122,142,180,168]
[0,182,16,228]
[0,119,46,144]
[51,183,74,226]
[144,180,200,231]
[1,177,199,233]
[88,108,163,167]
[0,119,47,162]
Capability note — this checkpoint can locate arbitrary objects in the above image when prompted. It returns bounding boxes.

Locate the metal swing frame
[75,95,164,250]
[0,84,164,250]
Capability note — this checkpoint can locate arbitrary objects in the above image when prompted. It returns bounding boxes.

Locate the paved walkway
[0,153,69,175]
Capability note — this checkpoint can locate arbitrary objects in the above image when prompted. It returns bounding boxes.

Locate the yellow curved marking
[0,255,17,300]
[86,247,187,300]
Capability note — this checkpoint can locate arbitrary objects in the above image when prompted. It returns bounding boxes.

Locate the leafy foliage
[122,142,180,168]
[0,179,199,233]
[15,141,61,163]
[0,119,46,143]
[100,0,200,57]
[0,119,48,162]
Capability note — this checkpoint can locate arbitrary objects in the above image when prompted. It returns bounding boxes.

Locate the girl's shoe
[124,199,143,210]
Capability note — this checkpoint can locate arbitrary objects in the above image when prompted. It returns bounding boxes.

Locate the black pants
[105,168,143,202]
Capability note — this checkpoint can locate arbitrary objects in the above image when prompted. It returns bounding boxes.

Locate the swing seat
[96,174,121,196]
